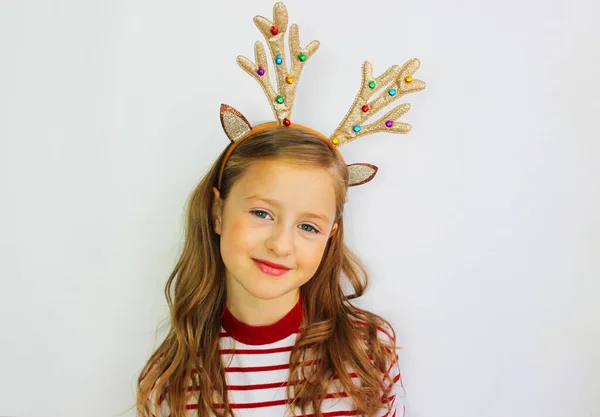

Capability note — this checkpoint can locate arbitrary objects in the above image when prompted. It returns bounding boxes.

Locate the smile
[252,258,292,276]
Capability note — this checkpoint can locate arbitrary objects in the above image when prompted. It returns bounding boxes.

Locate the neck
[225,288,300,326]
[221,290,303,345]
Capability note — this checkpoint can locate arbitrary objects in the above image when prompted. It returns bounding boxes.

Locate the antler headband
[217,2,425,189]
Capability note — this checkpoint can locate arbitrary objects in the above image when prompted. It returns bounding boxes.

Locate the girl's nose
[265,223,293,257]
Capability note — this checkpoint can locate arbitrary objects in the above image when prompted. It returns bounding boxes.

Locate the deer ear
[220,104,252,143]
[348,163,378,187]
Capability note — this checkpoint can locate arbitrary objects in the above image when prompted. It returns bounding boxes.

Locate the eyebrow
[244,195,332,223]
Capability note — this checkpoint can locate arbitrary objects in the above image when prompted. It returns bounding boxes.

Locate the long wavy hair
[136,127,400,417]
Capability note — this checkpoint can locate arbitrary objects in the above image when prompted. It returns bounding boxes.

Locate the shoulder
[349,315,402,381]
[375,321,397,347]
[349,315,398,349]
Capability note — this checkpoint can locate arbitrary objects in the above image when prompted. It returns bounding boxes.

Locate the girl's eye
[299,224,319,234]
[251,210,271,219]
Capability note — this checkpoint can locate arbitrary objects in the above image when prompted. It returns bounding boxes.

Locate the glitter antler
[237,2,320,126]
[330,60,426,146]
[329,60,426,186]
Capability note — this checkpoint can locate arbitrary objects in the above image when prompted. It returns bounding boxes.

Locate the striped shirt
[144,297,406,416]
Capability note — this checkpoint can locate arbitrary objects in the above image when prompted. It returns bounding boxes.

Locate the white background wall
[1,0,599,416]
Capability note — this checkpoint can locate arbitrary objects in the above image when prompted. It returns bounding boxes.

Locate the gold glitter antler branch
[237,2,320,126]
[330,59,426,146]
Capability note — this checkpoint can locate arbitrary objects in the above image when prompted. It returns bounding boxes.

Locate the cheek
[220,213,261,255]
[298,239,329,269]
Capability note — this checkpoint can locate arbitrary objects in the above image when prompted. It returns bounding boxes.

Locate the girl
[137,2,424,416]
[136,127,405,417]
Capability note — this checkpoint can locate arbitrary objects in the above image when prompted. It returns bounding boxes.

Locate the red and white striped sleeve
[377,325,407,417]
[139,387,171,417]
[138,358,172,417]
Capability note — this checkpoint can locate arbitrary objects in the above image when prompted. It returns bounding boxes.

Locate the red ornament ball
[283,118,291,126]
[361,105,369,112]
[270,26,279,35]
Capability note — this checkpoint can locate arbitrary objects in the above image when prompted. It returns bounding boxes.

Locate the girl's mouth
[252,258,292,276]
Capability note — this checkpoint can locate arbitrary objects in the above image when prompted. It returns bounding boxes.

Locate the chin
[238,287,285,301]
[237,274,296,300]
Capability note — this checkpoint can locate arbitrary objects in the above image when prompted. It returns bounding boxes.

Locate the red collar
[221,294,303,345]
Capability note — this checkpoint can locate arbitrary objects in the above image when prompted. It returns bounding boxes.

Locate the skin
[212,159,339,326]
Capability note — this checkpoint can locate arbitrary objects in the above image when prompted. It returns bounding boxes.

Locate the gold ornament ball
[286,76,294,84]
[404,76,413,83]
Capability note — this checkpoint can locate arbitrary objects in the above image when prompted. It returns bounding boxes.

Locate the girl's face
[212,159,338,310]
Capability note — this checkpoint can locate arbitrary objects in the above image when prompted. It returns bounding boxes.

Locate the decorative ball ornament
[353,125,361,133]
[283,118,291,126]
[257,67,265,76]
[276,95,285,104]
[404,76,413,83]
[368,81,376,89]
[275,55,283,65]
[332,137,340,145]
[286,76,294,84]
[270,25,279,35]
[298,52,307,61]
[388,89,397,96]
[385,120,394,128]
[361,105,369,112]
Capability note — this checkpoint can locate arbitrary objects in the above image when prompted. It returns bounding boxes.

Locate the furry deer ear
[220,104,252,143]
[348,163,378,186]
